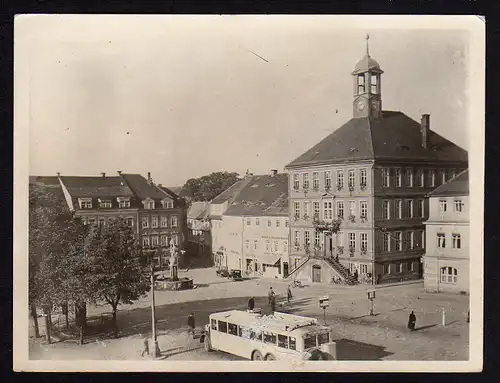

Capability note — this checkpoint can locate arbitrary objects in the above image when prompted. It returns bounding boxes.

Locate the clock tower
[352,34,383,119]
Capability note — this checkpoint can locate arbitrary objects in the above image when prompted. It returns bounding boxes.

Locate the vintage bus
[202,310,336,361]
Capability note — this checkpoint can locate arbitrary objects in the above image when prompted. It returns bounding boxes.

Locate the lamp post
[150,262,161,358]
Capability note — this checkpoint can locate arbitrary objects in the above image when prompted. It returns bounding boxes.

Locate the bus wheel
[251,350,263,361]
[264,353,276,361]
[204,335,212,352]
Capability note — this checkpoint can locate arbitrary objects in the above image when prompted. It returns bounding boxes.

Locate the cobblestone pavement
[29,267,469,361]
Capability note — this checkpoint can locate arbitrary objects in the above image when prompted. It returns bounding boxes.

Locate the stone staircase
[324,256,357,285]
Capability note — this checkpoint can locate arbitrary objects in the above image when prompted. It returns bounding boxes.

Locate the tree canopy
[181,171,240,202]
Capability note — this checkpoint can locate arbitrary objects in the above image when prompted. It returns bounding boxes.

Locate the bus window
[278,334,288,348]
[250,329,262,341]
[289,337,296,350]
[263,332,277,344]
[228,323,238,336]
[218,321,228,333]
[304,335,316,349]
[318,332,330,345]
[211,319,217,331]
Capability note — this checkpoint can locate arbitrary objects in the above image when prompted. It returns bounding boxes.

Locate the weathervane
[366,33,370,56]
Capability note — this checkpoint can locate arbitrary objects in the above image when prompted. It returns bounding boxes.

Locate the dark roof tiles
[59,176,134,198]
[428,169,469,197]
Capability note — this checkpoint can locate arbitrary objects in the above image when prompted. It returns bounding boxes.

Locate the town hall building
[284,36,468,285]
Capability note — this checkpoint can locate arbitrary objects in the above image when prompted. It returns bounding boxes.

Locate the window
[151,236,159,247]
[383,233,391,252]
[79,199,92,209]
[268,219,272,227]
[348,170,355,188]
[325,171,332,189]
[264,332,277,344]
[360,201,368,219]
[253,240,258,250]
[437,233,446,248]
[337,201,344,219]
[211,319,217,331]
[283,241,288,252]
[395,231,403,251]
[171,216,178,228]
[266,240,271,251]
[349,201,356,217]
[439,199,447,213]
[449,168,457,180]
[318,332,330,345]
[142,216,149,229]
[313,172,319,190]
[360,264,368,273]
[162,200,174,208]
[382,168,390,187]
[407,231,414,250]
[418,230,425,249]
[294,231,300,245]
[452,234,461,249]
[274,241,279,252]
[228,323,238,336]
[127,217,134,227]
[454,199,464,212]
[360,233,368,252]
[383,263,390,274]
[294,202,300,218]
[289,337,296,350]
[313,201,320,217]
[304,231,311,246]
[276,219,280,227]
[440,168,447,184]
[441,267,458,283]
[398,261,404,273]
[151,216,158,228]
[98,217,105,226]
[323,201,333,220]
[144,200,155,209]
[218,321,228,333]
[337,170,344,189]
[142,236,150,247]
[160,215,168,228]
[430,169,436,187]
[293,174,300,190]
[285,220,289,227]
[171,234,179,246]
[417,169,424,187]
[370,73,377,93]
[278,334,288,349]
[246,218,251,226]
[161,235,168,246]
[304,335,317,349]
[407,200,414,218]
[395,168,402,187]
[99,200,112,208]
[348,233,356,250]
[360,168,367,188]
[303,173,310,190]
[406,168,414,187]
[245,240,250,249]
[383,200,390,220]
[337,231,344,247]
[395,200,402,219]
[256,218,260,226]
[303,201,310,217]
[417,200,425,218]
[314,231,321,246]
[357,74,365,94]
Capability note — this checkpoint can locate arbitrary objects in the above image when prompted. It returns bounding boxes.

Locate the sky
[17,15,471,187]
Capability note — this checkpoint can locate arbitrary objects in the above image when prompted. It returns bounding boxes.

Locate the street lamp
[150,262,161,358]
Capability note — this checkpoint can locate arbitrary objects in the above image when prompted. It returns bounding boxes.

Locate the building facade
[423,170,469,293]
[284,38,468,285]
[186,201,212,263]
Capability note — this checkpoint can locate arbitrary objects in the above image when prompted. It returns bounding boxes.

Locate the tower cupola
[352,34,384,119]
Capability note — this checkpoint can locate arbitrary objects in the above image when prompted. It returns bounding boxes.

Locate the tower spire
[366,33,370,56]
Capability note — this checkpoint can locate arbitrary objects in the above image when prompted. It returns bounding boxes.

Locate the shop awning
[258,256,281,266]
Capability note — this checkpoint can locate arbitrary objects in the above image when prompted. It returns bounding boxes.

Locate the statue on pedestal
[169,237,179,281]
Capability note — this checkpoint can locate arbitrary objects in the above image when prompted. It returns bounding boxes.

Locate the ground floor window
[360,264,368,274]
[440,266,458,283]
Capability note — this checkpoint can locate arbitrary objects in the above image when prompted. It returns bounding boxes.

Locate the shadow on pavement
[414,324,437,331]
[334,338,393,360]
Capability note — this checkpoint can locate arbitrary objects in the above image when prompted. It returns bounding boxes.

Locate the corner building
[284,39,468,285]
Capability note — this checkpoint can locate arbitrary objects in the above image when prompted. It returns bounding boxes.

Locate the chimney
[271,169,278,176]
[117,170,122,175]
[421,114,430,149]
[147,172,152,185]
[101,172,106,178]
[56,172,61,177]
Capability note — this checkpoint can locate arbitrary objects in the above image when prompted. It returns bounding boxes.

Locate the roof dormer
[142,198,155,210]
[78,197,93,209]
[161,198,174,209]
[117,197,131,208]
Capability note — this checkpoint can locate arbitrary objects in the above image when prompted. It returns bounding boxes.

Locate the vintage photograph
[14,15,484,372]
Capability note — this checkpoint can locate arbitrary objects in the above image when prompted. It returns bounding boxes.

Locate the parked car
[229,269,243,281]
[216,267,229,278]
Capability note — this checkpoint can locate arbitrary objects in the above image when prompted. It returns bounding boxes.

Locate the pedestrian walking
[270,294,276,313]
[187,312,196,339]
[268,287,275,304]
[140,336,149,357]
[248,297,255,311]
[408,311,416,331]
[287,286,293,303]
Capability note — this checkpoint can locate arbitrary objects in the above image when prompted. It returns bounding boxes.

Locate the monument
[155,237,193,291]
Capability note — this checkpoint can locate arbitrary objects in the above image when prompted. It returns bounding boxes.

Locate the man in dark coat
[187,312,196,339]
[287,286,293,302]
[270,294,276,313]
[408,311,416,331]
[248,297,255,311]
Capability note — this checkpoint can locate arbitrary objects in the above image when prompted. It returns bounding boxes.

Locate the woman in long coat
[408,311,416,331]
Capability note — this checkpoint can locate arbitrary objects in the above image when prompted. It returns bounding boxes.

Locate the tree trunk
[30,304,40,338]
[43,306,52,344]
[112,307,118,338]
[75,301,87,345]
[79,324,84,346]
[62,302,69,329]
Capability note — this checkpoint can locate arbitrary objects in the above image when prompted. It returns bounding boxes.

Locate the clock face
[357,99,366,111]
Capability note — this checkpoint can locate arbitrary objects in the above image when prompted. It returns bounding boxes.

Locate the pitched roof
[157,185,181,200]
[428,169,469,197]
[166,186,183,195]
[210,178,252,204]
[29,176,60,186]
[223,173,289,217]
[120,173,171,200]
[187,201,210,220]
[285,111,468,168]
[59,176,134,198]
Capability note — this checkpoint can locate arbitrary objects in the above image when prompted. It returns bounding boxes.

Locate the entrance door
[329,236,333,257]
[283,262,289,278]
[312,265,321,283]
